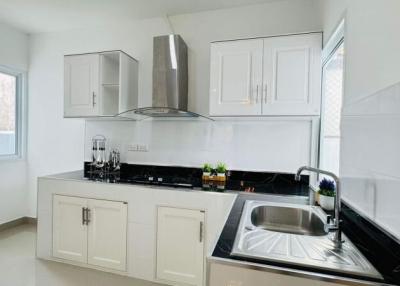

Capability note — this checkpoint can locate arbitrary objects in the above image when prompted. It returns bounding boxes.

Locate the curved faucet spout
[295,166,343,245]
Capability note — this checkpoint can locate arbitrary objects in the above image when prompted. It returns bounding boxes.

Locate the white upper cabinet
[209,33,322,116]
[263,33,322,115]
[64,54,100,117]
[209,39,263,116]
[64,51,138,118]
[156,207,205,286]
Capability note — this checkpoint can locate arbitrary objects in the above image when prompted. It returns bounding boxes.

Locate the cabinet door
[87,199,127,271]
[157,207,205,286]
[263,33,322,115]
[53,195,88,263]
[210,40,263,116]
[64,54,100,117]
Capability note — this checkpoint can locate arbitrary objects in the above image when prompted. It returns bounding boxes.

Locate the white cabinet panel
[53,195,88,263]
[64,54,99,117]
[263,33,322,115]
[157,207,205,286]
[210,40,263,116]
[87,199,128,271]
[52,195,127,271]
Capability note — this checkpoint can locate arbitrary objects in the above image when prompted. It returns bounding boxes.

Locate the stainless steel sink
[251,205,326,236]
[232,200,382,280]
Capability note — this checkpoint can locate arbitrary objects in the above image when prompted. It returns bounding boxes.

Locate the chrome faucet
[295,166,343,245]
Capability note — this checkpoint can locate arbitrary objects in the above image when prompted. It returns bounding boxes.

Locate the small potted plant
[318,178,335,211]
[202,163,213,180]
[215,162,227,181]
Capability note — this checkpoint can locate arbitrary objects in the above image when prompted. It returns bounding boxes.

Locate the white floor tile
[0,224,162,286]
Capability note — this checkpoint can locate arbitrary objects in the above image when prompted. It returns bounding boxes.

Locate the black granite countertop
[81,162,312,195]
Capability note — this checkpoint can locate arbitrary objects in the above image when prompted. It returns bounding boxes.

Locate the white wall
[27,18,171,217]
[84,118,319,172]
[318,0,400,238]
[27,0,321,217]
[0,23,29,224]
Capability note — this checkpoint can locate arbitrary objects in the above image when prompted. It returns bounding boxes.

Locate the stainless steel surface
[91,135,106,168]
[250,204,326,236]
[109,149,120,170]
[200,221,204,242]
[92,92,96,107]
[136,35,190,117]
[208,257,390,286]
[295,166,343,244]
[117,35,210,119]
[264,84,268,103]
[82,207,85,225]
[86,208,91,224]
[82,207,89,225]
[232,200,382,280]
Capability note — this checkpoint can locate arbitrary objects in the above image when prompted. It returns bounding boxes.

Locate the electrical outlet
[137,144,149,152]
[127,144,138,151]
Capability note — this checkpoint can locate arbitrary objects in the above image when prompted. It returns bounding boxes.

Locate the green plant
[215,162,227,174]
[202,163,213,173]
[318,178,335,197]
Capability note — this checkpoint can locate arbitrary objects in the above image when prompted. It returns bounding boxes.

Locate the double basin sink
[232,199,382,279]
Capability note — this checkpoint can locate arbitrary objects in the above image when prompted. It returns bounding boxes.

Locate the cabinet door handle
[264,84,268,104]
[82,207,86,225]
[255,85,259,104]
[199,221,204,243]
[92,92,96,107]
[86,208,91,225]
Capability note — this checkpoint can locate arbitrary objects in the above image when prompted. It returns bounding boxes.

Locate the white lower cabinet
[53,195,127,271]
[156,207,205,286]
[53,195,88,263]
[87,199,128,271]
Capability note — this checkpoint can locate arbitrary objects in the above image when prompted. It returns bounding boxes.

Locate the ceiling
[0,0,287,34]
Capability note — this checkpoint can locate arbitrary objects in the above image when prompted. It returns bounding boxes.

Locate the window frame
[0,65,27,161]
[318,19,346,178]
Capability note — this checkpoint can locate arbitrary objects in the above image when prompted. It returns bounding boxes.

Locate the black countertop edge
[212,194,400,285]
[340,202,400,285]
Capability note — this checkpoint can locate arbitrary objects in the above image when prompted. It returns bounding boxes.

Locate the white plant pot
[319,194,335,211]
[217,173,225,177]
[203,172,211,177]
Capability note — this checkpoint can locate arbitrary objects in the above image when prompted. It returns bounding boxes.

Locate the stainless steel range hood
[119,35,208,119]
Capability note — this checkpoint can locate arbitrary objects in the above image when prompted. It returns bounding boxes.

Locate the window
[0,66,25,159]
[319,21,345,176]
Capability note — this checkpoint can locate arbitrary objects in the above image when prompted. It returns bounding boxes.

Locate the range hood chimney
[133,34,200,118]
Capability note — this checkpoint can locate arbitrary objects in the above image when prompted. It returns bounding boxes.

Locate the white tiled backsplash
[341,82,400,239]
[84,117,319,173]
